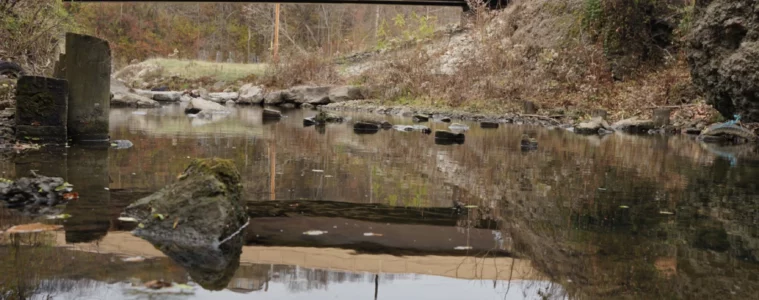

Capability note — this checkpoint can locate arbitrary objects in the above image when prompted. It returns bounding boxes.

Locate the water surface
[1,103,758,299]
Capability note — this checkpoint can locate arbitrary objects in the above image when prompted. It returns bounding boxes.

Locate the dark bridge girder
[62,0,509,10]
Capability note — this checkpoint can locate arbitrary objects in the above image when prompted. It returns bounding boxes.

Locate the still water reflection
[1,103,759,299]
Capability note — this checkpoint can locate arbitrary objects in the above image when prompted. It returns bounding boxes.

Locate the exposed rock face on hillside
[688,0,759,122]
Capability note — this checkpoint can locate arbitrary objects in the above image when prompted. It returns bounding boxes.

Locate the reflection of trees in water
[233,263,406,293]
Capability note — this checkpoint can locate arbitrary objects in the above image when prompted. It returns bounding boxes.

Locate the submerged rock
[122,158,247,290]
[480,121,499,129]
[520,134,538,151]
[434,130,465,144]
[314,111,343,124]
[412,114,430,122]
[353,121,380,132]
[393,125,431,134]
[0,174,73,214]
[262,108,282,120]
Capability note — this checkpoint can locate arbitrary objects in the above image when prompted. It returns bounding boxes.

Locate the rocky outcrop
[186,97,228,113]
[208,92,239,103]
[264,91,284,105]
[688,0,759,122]
[112,93,160,108]
[237,84,264,105]
[612,117,656,134]
[136,90,181,102]
[699,122,758,143]
[122,158,247,290]
[284,86,331,105]
[575,117,612,135]
[328,86,363,103]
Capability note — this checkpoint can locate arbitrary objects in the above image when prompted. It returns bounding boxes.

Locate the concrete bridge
[63,0,509,10]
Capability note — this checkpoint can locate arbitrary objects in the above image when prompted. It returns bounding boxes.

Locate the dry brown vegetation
[337,0,705,122]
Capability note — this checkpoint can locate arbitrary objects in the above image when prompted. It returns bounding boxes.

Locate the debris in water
[118,216,138,222]
[303,230,328,236]
[5,223,63,234]
[363,232,384,237]
[312,169,324,173]
[173,217,179,229]
[46,213,72,220]
[63,192,79,201]
[104,187,110,190]
[454,246,473,250]
[619,205,629,209]
[55,182,74,192]
[153,213,165,220]
[122,256,146,263]
[464,205,478,209]
[144,280,172,290]
[659,211,675,215]
[325,175,333,178]
[598,188,607,191]
[138,223,145,228]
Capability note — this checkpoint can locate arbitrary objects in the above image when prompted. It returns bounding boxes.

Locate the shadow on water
[2,104,759,299]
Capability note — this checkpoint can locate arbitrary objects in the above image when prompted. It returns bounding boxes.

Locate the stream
[1,103,758,299]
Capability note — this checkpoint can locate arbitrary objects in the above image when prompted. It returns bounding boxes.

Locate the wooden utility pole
[273,3,281,62]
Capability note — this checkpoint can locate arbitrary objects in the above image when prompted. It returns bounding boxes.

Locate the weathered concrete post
[53,53,66,79]
[65,33,111,142]
[15,76,68,143]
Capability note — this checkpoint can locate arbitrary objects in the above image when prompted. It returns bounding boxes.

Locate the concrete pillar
[65,33,111,142]
[53,53,66,79]
[15,76,68,143]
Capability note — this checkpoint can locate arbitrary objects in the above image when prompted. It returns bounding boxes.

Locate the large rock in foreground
[122,158,247,289]
[688,0,759,121]
[123,158,247,246]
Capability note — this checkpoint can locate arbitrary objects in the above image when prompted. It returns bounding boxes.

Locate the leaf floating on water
[173,217,179,229]
[454,246,473,250]
[138,223,145,229]
[659,211,675,215]
[118,216,138,222]
[46,213,71,220]
[619,205,629,209]
[122,256,146,263]
[153,213,165,220]
[55,182,73,192]
[63,192,79,200]
[5,223,63,234]
[363,232,384,237]
[303,230,327,236]
[312,169,324,173]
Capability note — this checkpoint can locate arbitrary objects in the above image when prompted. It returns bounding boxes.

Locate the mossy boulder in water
[122,158,247,290]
